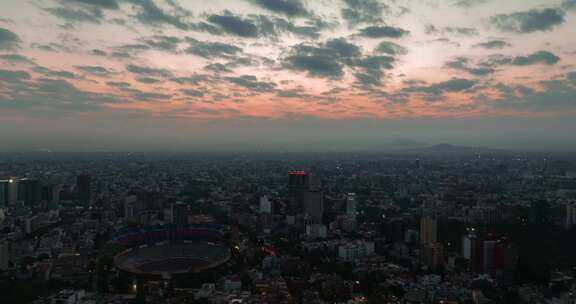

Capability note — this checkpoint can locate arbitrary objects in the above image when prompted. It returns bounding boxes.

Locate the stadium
[111,225,231,277]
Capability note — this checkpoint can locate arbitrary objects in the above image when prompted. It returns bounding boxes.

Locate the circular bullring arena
[111,225,231,277]
[114,242,230,276]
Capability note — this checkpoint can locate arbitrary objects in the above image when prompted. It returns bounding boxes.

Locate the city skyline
[1,0,575,151]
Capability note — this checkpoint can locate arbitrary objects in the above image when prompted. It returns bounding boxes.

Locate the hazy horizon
[1,0,575,151]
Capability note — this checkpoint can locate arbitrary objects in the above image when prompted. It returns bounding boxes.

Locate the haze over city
[0,0,575,151]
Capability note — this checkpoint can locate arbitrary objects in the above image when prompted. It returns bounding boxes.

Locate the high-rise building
[171,202,188,226]
[124,195,139,221]
[303,190,323,223]
[0,180,9,208]
[566,203,576,228]
[18,178,41,206]
[0,239,9,270]
[259,196,272,214]
[421,242,445,271]
[41,184,60,204]
[288,171,309,212]
[346,193,357,217]
[420,216,438,245]
[76,175,91,201]
[8,178,18,205]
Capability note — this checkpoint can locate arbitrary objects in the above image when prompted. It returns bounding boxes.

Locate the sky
[0,0,575,151]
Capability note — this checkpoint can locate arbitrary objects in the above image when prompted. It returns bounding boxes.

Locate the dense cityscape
[1,149,576,303]
[2,0,576,303]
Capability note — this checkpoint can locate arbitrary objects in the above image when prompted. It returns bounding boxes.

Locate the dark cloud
[0,76,122,113]
[126,64,172,77]
[45,6,104,24]
[181,89,205,97]
[405,78,477,95]
[185,39,242,58]
[125,0,191,30]
[562,0,576,11]
[455,0,490,8]
[445,57,495,76]
[33,66,76,79]
[31,43,73,53]
[510,51,560,66]
[283,38,398,86]
[208,12,259,37]
[490,8,565,33]
[0,69,31,83]
[75,65,113,75]
[225,75,276,91]
[0,28,20,50]
[283,39,359,78]
[106,81,131,88]
[350,56,395,87]
[136,77,161,84]
[276,88,310,99]
[132,92,172,101]
[375,41,408,55]
[204,63,233,73]
[0,54,35,65]
[170,75,209,85]
[324,38,362,58]
[425,25,478,36]
[474,40,510,49]
[65,0,119,9]
[91,49,108,56]
[482,51,561,67]
[250,0,307,17]
[140,35,181,52]
[341,0,386,26]
[358,26,408,38]
[430,78,477,92]
[489,80,576,112]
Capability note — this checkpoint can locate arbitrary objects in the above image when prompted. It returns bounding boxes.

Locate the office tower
[259,196,272,214]
[0,180,9,208]
[8,178,18,205]
[124,195,139,220]
[76,175,91,201]
[288,171,309,191]
[420,216,438,245]
[566,203,576,228]
[303,190,323,223]
[308,174,321,191]
[346,193,357,217]
[0,239,9,270]
[462,234,474,260]
[41,184,60,204]
[288,171,309,211]
[171,202,188,226]
[259,196,273,233]
[18,178,41,206]
[421,242,445,271]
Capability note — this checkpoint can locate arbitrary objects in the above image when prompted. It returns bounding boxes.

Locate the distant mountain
[414,143,503,154]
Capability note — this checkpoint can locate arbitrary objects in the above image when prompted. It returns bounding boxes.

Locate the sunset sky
[1,0,575,151]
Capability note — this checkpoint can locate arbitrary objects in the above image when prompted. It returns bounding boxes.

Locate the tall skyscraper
[420,216,438,245]
[566,203,576,228]
[18,178,41,206]
[303,190,323,223]
[0,239,9,271]
[259,196,272,214]
[346,193,357,217]
[288,171,309,212]
[76,175,92,201]
[0,180,9,208]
